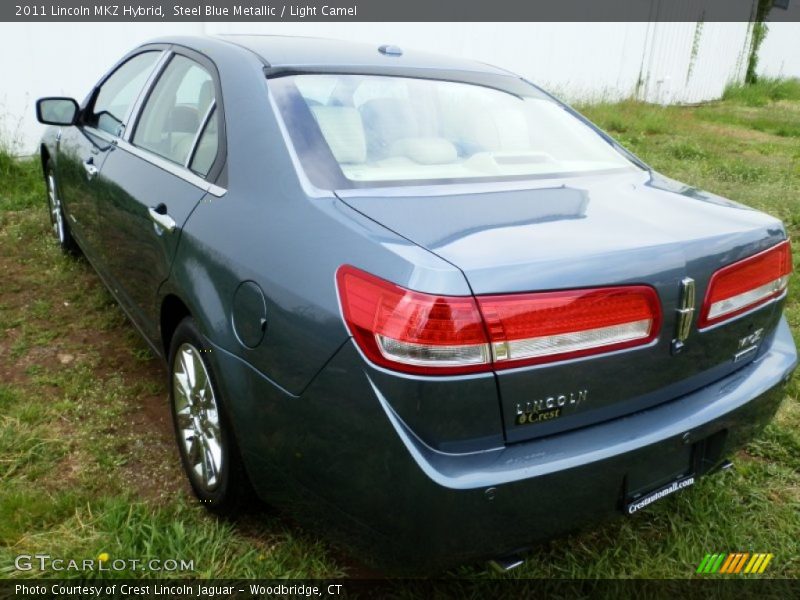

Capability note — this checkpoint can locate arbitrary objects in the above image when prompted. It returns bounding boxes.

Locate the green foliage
[576,100,672,138]
[685,19,704,85]
[667,141,708,161]
[745,0,772,85]
[0,150,43,212]
[723,77,800,107]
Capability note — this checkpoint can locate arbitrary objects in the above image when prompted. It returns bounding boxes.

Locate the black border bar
[4,0,800,23]
[1,579,798,599]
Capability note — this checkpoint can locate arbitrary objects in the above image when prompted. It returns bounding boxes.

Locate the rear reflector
[698,240,792,329]
[337,265,661,375]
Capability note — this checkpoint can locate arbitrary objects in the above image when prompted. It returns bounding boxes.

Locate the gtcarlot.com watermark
[14,553,194,573]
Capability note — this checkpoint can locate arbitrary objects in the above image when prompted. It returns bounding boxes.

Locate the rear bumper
[211,316,797,568]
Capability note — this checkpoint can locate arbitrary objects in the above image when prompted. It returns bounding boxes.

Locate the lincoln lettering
[516,390,588,416]
[44,5,90,16]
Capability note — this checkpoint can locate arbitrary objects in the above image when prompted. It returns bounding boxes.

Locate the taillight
[336,265,490,375]
[477,286,661,368]
[336,265,661,375]
[698,240,792,329]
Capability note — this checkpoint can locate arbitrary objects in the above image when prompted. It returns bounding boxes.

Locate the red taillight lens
[336,265,490,375]
[477,286,661,367]
[337,265,662,375]
[698,240,792,329]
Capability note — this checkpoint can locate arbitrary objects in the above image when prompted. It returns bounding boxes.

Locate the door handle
[83,158,98,180]
[148,205,177,233]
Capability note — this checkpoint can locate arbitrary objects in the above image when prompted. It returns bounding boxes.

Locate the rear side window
[88,51,159,136]
[132,55,218,169]
[189,107,219,176]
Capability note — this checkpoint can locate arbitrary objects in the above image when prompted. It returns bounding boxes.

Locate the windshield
[270,74,637,189]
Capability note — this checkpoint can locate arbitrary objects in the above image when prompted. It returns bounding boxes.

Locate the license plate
[625,474,695,515]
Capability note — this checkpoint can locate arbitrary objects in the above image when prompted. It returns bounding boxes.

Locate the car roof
[153,34,515,77]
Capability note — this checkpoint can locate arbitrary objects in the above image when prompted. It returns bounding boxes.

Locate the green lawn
[1,80,799,579]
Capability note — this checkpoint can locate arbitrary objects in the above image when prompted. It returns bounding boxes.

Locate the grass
[722,77,800,107]
[0,149,42,212]
[1,81,799,581]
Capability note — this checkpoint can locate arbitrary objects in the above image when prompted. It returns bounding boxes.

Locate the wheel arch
[160,293,192,357]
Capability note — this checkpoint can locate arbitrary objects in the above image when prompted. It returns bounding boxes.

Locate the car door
[56,50,164,258]
[94,49,225,345]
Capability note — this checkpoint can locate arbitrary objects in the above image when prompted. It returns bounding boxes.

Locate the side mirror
[36,97,79,126]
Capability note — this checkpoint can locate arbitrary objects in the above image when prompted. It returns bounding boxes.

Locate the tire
[44,160,78,254]
[168,317,252,515]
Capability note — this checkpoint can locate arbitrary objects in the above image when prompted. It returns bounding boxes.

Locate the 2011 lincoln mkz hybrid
[36,35,797,570]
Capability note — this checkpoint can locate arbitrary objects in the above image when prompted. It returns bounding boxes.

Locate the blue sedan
[35,35,796,570]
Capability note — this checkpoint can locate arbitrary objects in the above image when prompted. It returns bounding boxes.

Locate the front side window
[270,74,637,189]
[132,55,217,168]
[88,51,160,136]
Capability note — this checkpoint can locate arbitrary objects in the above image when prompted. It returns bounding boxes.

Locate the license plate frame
[624,473,696,515]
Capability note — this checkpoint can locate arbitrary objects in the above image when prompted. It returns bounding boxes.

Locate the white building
[1,20,798,155]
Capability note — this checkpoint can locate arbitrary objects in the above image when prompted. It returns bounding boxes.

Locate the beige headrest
[310,106,366,164]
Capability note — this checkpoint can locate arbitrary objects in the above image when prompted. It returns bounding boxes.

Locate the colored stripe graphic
[696,554,712,574]
[758,554,774,573]
[721,553,739,573]
[711,553,725,573]
[734,553,750,573]
[719,554,735,573]
[744,554,760,574]
[697,553,774,575]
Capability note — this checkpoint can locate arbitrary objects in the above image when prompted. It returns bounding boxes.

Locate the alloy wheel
[47,172,65,243]
[172,343,224,490]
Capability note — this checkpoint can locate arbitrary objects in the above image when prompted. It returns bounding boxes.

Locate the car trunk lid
[337,170,788,443]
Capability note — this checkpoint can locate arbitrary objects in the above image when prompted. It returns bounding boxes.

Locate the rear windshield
[269,74,637,189]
